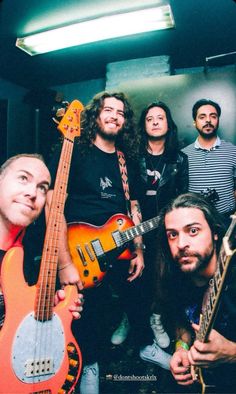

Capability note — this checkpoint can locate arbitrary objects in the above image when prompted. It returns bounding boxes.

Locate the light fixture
[16,4,174,56]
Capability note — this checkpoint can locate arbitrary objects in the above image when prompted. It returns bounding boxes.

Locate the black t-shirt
[49,143,139,226]
[141,152,164,221]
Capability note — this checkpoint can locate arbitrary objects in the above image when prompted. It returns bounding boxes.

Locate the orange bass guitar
[0,100,84,393]
[68,213,160,289]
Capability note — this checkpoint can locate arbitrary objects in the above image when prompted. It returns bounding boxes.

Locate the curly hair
[77,91,139,159]
[138,101,179,161]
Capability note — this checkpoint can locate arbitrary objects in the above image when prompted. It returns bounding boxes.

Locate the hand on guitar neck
[189,323,236,367]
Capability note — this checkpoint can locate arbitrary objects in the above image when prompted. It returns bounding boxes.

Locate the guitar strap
[117,150,131,217]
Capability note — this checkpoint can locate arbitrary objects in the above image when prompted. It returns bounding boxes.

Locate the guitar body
[0,247,82,394]
[68,213,135,288]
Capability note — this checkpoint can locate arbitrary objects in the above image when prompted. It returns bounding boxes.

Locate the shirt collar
[194,136,221,150]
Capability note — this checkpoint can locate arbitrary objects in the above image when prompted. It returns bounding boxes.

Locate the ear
[193,121,196,127]
[214,233,218,241]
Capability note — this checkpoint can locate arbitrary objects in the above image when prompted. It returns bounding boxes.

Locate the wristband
[175,340,189,351]
[58,262,72,271]
[133,242,146,251]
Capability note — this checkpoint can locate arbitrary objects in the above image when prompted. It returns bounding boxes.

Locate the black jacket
[139,150,189,215]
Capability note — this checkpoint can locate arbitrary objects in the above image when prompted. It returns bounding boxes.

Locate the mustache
[203,123,214,128]
[176,250,197,259]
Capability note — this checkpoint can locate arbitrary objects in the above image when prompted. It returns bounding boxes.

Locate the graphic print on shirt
[146,168,161,196]
[100,176,116,199]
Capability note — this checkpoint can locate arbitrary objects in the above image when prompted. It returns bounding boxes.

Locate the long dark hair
[138,101,179,161]
[153,192,226,334]
[78,91,139,159]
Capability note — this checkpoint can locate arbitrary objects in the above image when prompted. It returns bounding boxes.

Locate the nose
[153,118,159,125]
[24,183,37,199]
[177,233,189,250]
[110,110,118,119]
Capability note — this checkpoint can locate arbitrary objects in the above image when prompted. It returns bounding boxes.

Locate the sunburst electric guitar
[0,100,84,394]
[68,213,160,288]
[192,212,236,394]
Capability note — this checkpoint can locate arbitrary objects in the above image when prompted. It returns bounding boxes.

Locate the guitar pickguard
[12,312,65,383]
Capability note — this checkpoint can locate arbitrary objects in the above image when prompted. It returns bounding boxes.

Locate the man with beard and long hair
[48,92,145,394]
[153,192,236,393]
[131,102,188,368]
[182,99,236,225]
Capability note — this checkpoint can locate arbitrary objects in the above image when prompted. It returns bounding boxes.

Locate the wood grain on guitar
[192,212,236,394]
[68,213,160,288]
[0,100,84,393]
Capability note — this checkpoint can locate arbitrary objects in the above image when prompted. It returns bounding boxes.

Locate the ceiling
[0,0,236,90]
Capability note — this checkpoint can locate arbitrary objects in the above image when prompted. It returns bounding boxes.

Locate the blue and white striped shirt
[182,137,236,214]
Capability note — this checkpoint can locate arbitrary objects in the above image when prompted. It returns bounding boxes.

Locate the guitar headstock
[226,212,236,251]
[56,100,84,141]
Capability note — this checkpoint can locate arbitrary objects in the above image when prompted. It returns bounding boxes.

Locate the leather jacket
[139,151,189,215]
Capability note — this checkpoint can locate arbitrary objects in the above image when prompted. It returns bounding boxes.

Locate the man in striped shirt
[182,99,236,224]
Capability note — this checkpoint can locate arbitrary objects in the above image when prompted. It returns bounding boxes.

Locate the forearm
[130,199,143,246]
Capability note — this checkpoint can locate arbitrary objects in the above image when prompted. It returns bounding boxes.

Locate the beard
[197,124,218,140]
[96,123,123,142]
[174,244,215,275]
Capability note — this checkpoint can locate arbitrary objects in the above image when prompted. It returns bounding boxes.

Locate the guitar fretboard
[35,100,83,322]
[121,216,160,243]
[36,138,74,321]
[197,214,236,342]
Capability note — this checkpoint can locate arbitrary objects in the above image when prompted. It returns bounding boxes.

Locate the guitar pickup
[25,358,54,377]
[76,245,87,266]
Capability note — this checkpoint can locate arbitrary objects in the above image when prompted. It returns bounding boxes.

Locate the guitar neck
[35,99,83,321]
[121,215,160,243]
[197,215,236,342]
[36,139,74,320]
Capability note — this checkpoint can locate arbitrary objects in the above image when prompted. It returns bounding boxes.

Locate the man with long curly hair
[49,91,145,394]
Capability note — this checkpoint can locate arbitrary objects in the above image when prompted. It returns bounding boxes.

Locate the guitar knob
[69,358,79,368]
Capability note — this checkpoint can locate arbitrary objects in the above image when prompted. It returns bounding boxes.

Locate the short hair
[0,153,45,177]
[192,99,221,120]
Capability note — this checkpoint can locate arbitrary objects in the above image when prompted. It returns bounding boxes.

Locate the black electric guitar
[192,212,236,393]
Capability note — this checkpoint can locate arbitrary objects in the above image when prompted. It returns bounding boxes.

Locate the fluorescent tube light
[16,4,174,56]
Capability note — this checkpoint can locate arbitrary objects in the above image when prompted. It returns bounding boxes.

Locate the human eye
[189,227,199,236]
[18,174,28,183]
[146,117,152,122]
[117,111,124,118]
[38,184,49,194]
[166,231,177,240]
[103,107,111,113]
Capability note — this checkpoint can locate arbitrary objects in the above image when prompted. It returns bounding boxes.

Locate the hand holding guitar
[55,289,84,319]
[170,348,194,386]
[189,323,236,367]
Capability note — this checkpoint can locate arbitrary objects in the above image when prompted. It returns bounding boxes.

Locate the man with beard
[48,92,144,394]
[182,99,236,225]
[127,102,188,368]
[153,192,236,393]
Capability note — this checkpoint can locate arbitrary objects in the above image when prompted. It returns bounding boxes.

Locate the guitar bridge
[25,358,54,377]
